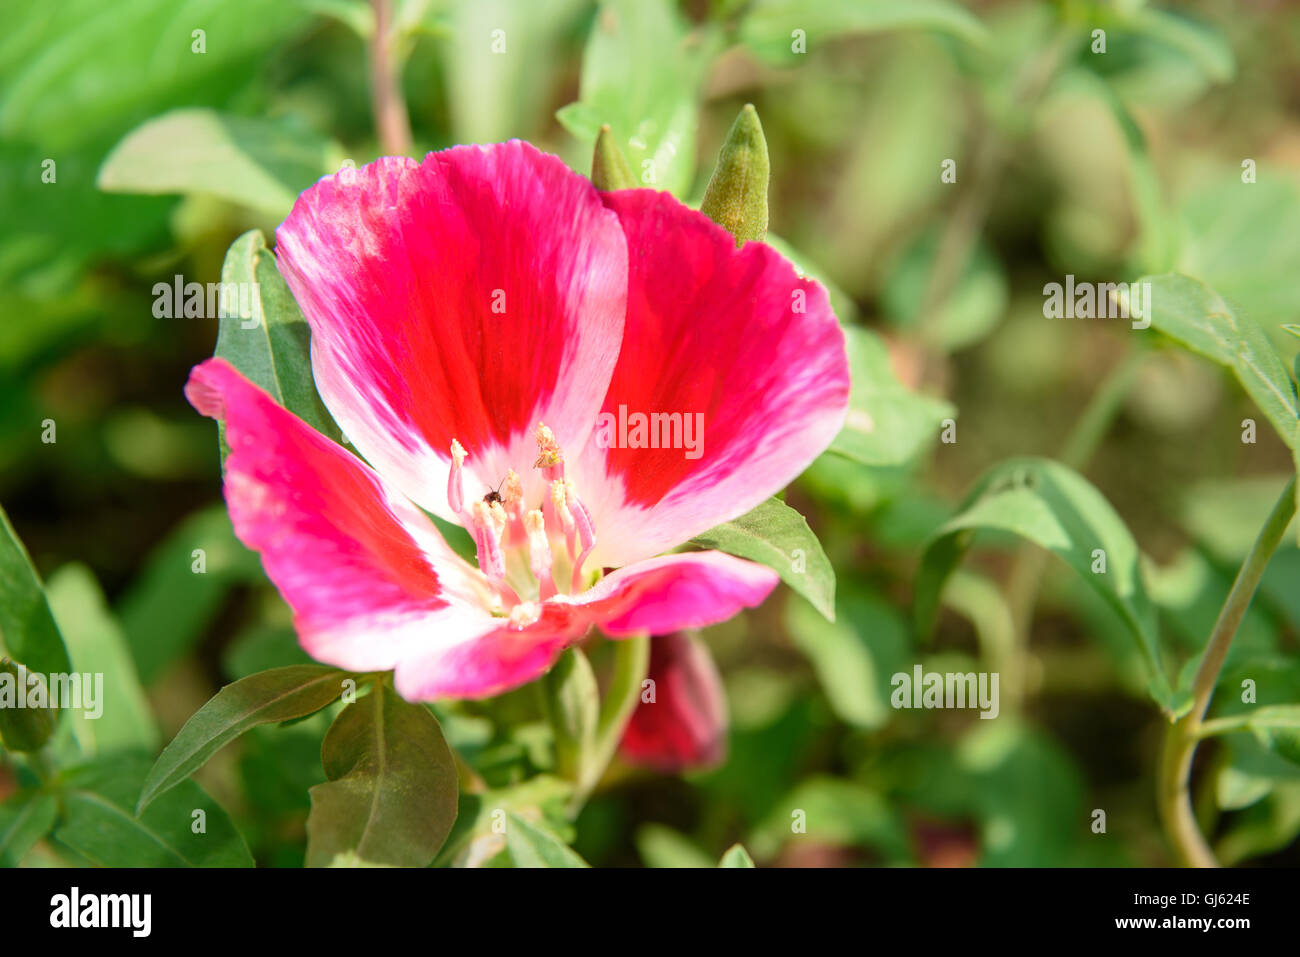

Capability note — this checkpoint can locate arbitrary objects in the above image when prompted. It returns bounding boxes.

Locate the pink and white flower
[186,140,848,702]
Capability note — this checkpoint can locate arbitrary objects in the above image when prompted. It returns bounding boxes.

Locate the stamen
[550,479,576,559]
[565,481,598,592]
[524,509,557,601]
[448,439,467,515]
[533,422,564,470]
[502,468,523,507]
[471,499,508,581]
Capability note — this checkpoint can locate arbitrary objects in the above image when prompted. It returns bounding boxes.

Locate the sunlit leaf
[690,497,835,621]
[139,665,348,812]
[915,457,1180,713]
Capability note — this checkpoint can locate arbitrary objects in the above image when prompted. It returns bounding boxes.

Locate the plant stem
[368,0,412,156]
[570,635,649,813]
[1157,475,1296,867]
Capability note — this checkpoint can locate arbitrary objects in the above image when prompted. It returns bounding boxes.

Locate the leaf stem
[570,635,650,813]
[368,0,412,156]
[1157,475,1296,867]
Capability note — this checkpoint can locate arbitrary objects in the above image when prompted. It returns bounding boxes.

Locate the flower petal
[571,189,850,567]
[391,603,583,701]
[620,632,728,773]
[395,551,776,700]
[559,551,779,636]
[185,358,498,673]
[275,142,628,521]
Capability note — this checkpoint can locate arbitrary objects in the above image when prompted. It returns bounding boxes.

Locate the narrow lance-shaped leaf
[914,458,1182,715]
[213,229,342,464]
[138,665,349,812]
[0,791,58,866]
[306,682,458,868]
[699,104,769,246]
[46,564,159,756]
[690,497,835,621]
[0,503,72,679]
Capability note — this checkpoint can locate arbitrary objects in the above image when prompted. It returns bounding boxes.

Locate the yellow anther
[533,422,564,469]
[503,468,523,506]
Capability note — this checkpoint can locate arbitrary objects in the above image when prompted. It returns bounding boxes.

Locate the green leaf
[117,505,262,685]
[56,756,253,867]
[1127,8,1235,85]
[504,811,589,868]
[635,823,714,868]
[1141,272,1298,449]
[831,326,954,467]
[557,0,715,197]
[784,592,910,730]
[539,647,599,783]
[718,843,756,868]
[0,0,310,152]
[139,665,348,812]
[739,0,988,66]
[699,104,769,246]
[689,497,835,621]
[45,564,159,755]
[98,109,338,217]
[0,502,72,679]
[914,457,1179,713]
[0,791,58,866]
[1175,179,1300,335]
[306,682,458,868]
[213,229,342,456]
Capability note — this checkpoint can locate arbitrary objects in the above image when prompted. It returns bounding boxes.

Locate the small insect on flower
[482,477,507,507]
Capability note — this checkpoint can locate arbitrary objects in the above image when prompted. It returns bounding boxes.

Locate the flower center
[447,423,599,615]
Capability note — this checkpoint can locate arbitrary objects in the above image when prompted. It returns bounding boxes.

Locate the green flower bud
[0,658,56,753]
[591,125,638,192]
[699,104,770,246]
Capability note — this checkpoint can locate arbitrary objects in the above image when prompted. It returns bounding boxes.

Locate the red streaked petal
[557,551,779,635]
[619,632,728,773]
[275,142,628,522]
[572,190,849,567]
[184,358,497,672]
